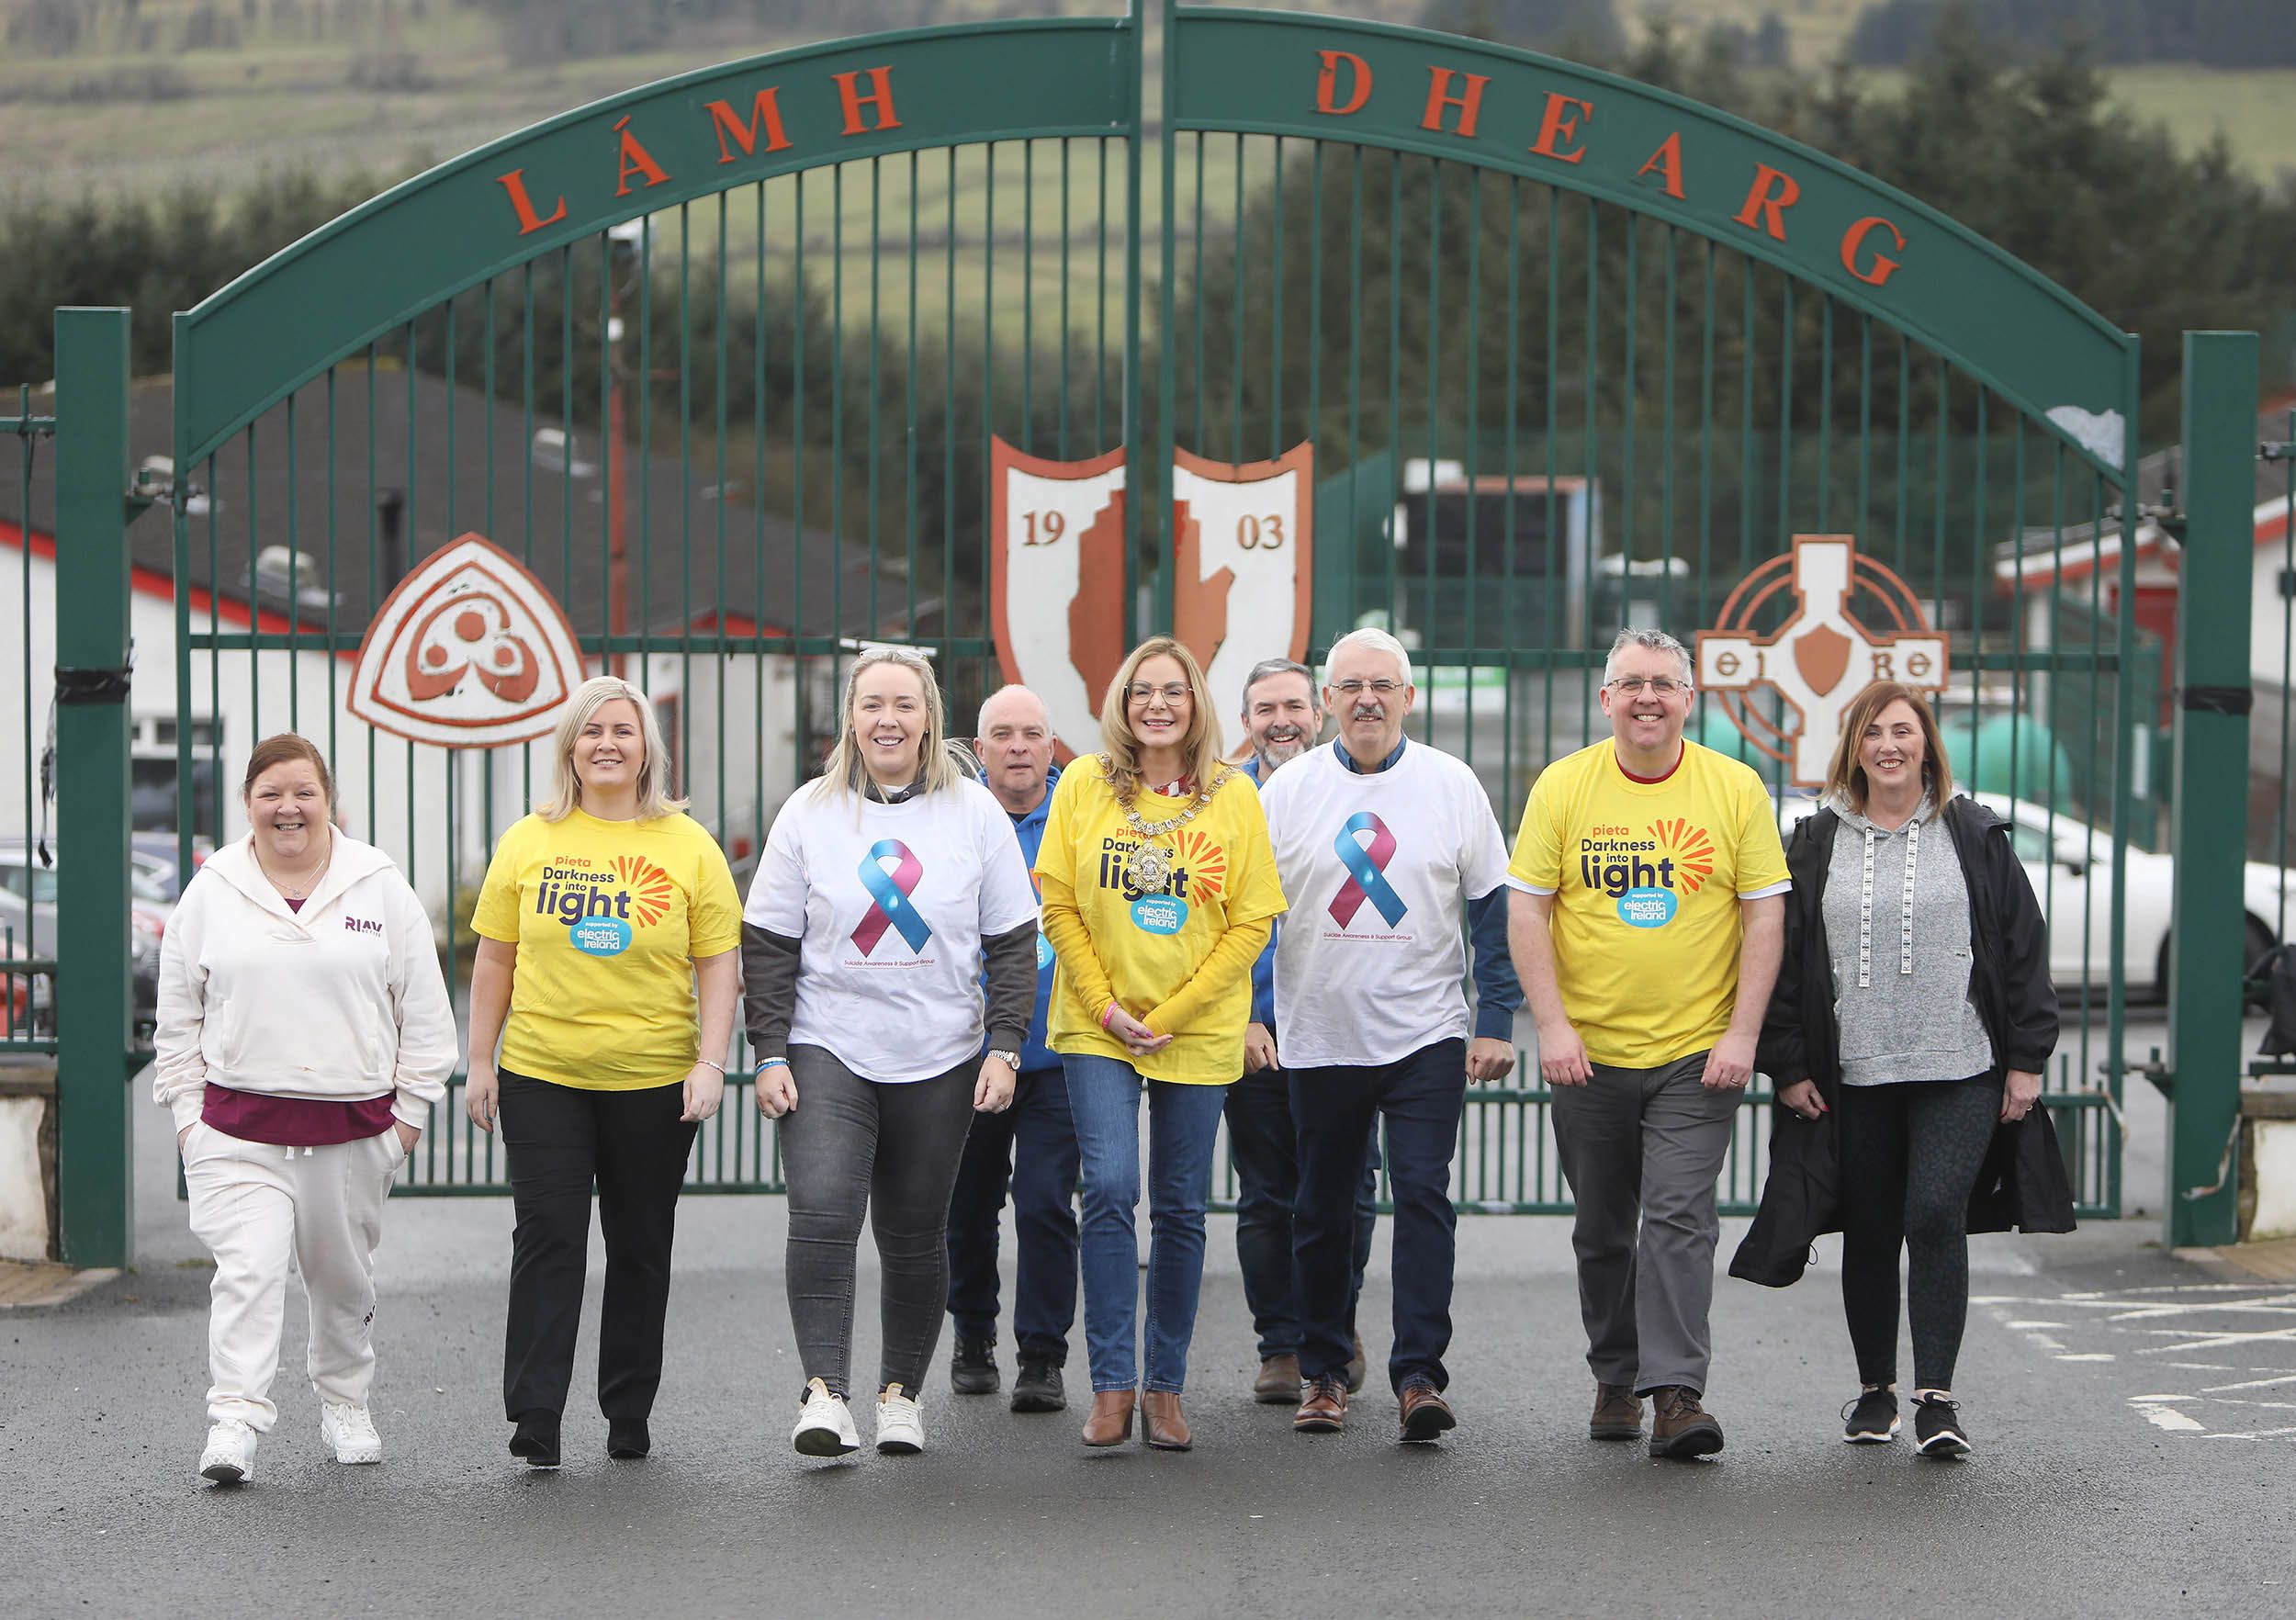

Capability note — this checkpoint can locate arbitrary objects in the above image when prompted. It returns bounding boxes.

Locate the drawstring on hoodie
[1854,814,1920,989]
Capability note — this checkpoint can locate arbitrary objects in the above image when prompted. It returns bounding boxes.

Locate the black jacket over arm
[1729,794,2076,1288]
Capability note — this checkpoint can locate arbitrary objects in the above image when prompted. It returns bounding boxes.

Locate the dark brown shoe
[1345,1335,1368,1395]
[1398,1379,1456,1444]
[1293,1374,1347,1434]
[1590,1382,1642,1441]
[1649,1386,1725,1459]
[1253,1354,1302,1404]
[1141,1389,1191,1450]
[1081,1389,1136,1447]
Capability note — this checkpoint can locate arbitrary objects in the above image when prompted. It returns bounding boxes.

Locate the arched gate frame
[133,3,2155,1221]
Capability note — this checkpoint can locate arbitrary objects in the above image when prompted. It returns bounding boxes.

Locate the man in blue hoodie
[944,684,1079,1412]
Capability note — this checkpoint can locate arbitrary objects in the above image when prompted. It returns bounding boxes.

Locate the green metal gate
[129,3,2155,1213]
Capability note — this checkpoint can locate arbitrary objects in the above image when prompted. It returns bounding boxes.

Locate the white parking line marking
[2133,1404,2207,1433]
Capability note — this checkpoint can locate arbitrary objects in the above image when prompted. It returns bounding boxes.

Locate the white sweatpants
[182,1120,406,1431]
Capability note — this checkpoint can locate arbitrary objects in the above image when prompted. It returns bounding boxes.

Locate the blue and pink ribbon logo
[852,839,931,954]
[1329,812,1407,928]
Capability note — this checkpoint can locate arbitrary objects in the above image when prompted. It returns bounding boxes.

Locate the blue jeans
[1062,1052,1229,1394]
[1291,1039,1468,1393]
[1224,1063,1378,1360]
[944,1064,1081,1359]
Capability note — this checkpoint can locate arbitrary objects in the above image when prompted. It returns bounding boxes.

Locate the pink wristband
[1099,1001,1120,1030]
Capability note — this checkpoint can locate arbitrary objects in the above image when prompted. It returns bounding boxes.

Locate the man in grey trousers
[1504,627,1789,1458]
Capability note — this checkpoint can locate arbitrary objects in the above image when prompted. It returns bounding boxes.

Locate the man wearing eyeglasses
[1258,628,1522,1443]
[1229,658,1376,1405]
[1505,626,1788,1459]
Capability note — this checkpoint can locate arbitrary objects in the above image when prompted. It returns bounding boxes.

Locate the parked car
[0,843,165,1036]
[129,833,208,910]
[1777,793,2289,997]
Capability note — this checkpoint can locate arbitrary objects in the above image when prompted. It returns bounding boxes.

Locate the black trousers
[498,1069,696,1423]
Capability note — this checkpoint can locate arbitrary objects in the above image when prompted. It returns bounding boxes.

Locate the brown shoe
[1293,1374,1347,1434]
[1141,1389,1191,1451]
[1398,1379,1456,1444]
[1590,1382,1642,1441]
[1081,1389,1137,1447]
[1253,1354,1302,1404]
[1345,1335,1368,1395]
[1649,1386,1725,1459]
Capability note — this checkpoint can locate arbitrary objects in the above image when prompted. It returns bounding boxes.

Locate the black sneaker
[1011,1356,1066,1413]
[1841,1388,1900,1445]
[950,1336,999,1396]
[1913,1395,1972,1457]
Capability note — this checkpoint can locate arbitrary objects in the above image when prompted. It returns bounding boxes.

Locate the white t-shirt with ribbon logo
[745,776,1041,1083]
[1258,739,1511,1069]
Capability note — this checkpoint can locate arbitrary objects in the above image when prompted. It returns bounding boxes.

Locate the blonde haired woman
[466,675,742,1468]
[740,646,1040,1457]
[1036,636,1288,1449]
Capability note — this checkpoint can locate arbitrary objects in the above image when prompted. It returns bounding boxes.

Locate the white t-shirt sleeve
[974,785,1042,936]
[743,794,812,935]
[1456,764,1512,899]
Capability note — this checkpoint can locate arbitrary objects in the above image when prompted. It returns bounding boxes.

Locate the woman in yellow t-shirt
[1037,636,1288,1450]
[464,675,742,1469]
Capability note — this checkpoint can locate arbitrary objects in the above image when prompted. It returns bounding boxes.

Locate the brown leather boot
[1252,1355,1302,1404]
[1589,1382,1643,1441]
[1081,1389,1137,1447]
[1649,1386,1725,1459]
[1141,1389,1191,1450]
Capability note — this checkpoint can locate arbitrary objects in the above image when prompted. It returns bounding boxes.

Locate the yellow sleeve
[687,823,744,957]
[471,820,528,943]
[1142,917,1271,1036]
[1507,768,1564,891]
[1733,776,1791,894]
[1040,868,1119,1023]
[1035,769,1120,1018]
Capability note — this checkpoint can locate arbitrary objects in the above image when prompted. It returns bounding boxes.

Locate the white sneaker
[875,1384,925,1455]
[199,1419,258,1485]
[320,1401,383,1465]
[792,1378,860,1457]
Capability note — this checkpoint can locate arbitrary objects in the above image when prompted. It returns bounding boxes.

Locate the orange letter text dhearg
[1527,92,1593,164]
[1314,49,1371,117]
[1732,163,1801,242]
[613,116,671,197]
[1840,215,1907,287]
[1421,66,1490,139]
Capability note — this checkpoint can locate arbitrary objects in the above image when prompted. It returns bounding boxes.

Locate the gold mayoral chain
[1116,766,1232,894]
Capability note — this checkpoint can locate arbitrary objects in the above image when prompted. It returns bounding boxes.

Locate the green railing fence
[12,4,2175,1234]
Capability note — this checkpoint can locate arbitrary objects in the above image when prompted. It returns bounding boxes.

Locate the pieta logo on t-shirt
[1578,817,1716,929]
[536,855,674,956]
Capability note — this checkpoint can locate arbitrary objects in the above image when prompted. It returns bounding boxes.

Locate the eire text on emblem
[1695,534,1946,787]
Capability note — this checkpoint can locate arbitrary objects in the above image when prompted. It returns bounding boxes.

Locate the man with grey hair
[1262,626,1522,1441]
[1506,626,1788,1458]
[943,685,1079,1413]
[1228,657,1377,1402]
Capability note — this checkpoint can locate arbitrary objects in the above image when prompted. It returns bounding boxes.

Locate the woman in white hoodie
[154,734,457,1486]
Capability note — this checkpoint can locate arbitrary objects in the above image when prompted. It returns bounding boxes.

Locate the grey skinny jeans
[780,1044,979,1401]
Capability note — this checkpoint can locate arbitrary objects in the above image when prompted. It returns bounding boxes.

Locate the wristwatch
[987,1049,1021,1069]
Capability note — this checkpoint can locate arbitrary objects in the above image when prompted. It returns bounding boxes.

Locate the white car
[1777,793,2289,996]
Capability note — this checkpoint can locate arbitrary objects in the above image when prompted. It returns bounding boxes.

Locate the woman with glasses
[1035,636,1289,1449]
